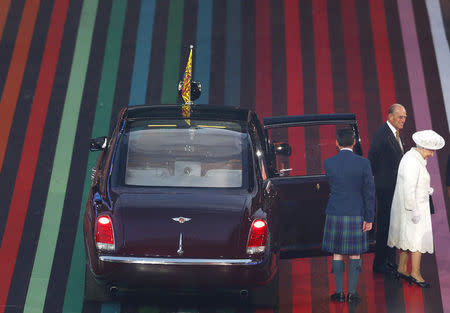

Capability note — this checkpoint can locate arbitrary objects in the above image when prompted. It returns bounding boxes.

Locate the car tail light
[247,219,268,254]
[95,215,115,251]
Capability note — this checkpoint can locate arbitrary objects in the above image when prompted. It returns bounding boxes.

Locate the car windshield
[111,119,250,188]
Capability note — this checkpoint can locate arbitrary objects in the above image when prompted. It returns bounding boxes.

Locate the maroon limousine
[83,104,365,306]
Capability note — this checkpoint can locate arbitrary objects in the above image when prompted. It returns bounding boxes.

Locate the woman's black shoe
[330,292,345,302]
[409,276,431,288]
[395,271,410,281]
[347,293,361,304]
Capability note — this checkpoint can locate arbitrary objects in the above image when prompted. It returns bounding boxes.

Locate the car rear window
[111,119,250,188]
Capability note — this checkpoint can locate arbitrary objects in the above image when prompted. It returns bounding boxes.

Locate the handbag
[429,195,435,214]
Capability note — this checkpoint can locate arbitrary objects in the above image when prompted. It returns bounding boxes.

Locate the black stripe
[0,0,26,98]
[240,0,255,111]
[278,260,292,313]
[146,0,169,105]
[439,0,450,48]
[110,0,140,132]
[299,0,320,175]
[4,0,73,310]
[310,257,329,313]
[42,1,112,312]
[422,252,444,313]
[270,0,288,172]
[384,0,416,150]
[327,0,349,114]
[178,0,198,104]
[208,0,226,106]
[354,0,381,140]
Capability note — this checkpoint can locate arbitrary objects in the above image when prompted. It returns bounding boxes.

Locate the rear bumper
[90,253,277,291]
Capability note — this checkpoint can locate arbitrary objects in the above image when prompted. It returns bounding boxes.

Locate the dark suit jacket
[324,150,375,222]
[368,122,404,191]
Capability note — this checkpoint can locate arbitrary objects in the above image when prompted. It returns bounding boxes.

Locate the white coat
[387,148,434,253]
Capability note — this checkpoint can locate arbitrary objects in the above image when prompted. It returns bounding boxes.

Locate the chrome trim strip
[99,256,262,266]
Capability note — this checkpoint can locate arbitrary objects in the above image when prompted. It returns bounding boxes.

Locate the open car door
[263,113,372,258]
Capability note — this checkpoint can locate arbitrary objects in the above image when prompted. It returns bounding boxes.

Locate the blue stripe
[129,0,156,106]
[224,0,241,106]
[194,0,212,104]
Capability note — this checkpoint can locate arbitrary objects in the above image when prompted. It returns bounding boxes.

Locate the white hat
[412,130,445,150]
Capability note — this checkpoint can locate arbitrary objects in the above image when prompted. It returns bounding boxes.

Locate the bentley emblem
[172,217,192,224]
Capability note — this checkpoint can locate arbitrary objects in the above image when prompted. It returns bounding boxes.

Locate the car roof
[125,104,251,122]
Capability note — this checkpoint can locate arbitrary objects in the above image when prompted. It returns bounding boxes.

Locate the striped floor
[0,1,449,313]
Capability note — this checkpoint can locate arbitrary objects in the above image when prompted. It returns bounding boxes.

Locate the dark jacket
[368,122,404,191]
[323,149,375,222]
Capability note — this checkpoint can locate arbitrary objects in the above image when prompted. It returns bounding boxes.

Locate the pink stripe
[397,0,450,310]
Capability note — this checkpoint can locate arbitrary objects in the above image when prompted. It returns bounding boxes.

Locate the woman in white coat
[387,130,445,288]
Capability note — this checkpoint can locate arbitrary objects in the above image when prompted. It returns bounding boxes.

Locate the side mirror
[90,136,107,151]
[273,142,291,156]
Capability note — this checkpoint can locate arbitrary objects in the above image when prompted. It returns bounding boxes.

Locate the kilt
[322,215,368,255]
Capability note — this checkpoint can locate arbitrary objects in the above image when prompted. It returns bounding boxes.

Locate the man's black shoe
[347,293,361,304]
[330,292,345,302]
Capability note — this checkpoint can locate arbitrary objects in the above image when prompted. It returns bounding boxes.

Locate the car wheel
[84,265,112,302]
[250,270,279,307]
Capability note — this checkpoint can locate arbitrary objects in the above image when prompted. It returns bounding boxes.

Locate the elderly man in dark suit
[368,103,407,274]
[322,128,375,303]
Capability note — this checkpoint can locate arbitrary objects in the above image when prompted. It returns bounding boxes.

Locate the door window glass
[268,124,352,177]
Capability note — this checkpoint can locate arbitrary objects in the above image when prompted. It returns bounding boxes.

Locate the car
[83,104,367,306]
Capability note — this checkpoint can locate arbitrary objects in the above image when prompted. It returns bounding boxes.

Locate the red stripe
[369,0,396,118]
[255,0,272,119]
[292,258,311,313]
[312,0,335,166]
[0,0,12,40]
[403,258,425,313]
[340,0,370,156]
[0,0,69,309]
[0,0,41,172]
[284,0,306,176]
[362,253,384,313]
[403,283,425,313]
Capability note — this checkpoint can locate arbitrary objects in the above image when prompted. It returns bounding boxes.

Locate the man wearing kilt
[322,128,375,303]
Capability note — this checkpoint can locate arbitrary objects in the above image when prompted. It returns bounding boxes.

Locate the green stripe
[61,0,127,313]
[23,1,100,312]
[160,0,184,104]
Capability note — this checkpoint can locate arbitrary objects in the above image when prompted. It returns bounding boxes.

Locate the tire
[84,265,112,302]
[250,271,279,307]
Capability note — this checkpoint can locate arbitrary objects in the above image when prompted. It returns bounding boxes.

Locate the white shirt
[387,120,403,147]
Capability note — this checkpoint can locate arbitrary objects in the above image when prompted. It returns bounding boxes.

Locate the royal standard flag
[181,46,193,104]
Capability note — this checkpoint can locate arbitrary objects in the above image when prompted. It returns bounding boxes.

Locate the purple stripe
[397,0,450,311]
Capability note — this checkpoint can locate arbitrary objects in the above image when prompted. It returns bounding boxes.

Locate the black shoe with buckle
[330,292,345,302]
[347,293,361,304]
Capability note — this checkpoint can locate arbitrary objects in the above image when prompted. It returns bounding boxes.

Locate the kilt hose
[322,215,368,255]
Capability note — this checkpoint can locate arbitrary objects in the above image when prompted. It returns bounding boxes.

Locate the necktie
[396,130,404,152]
